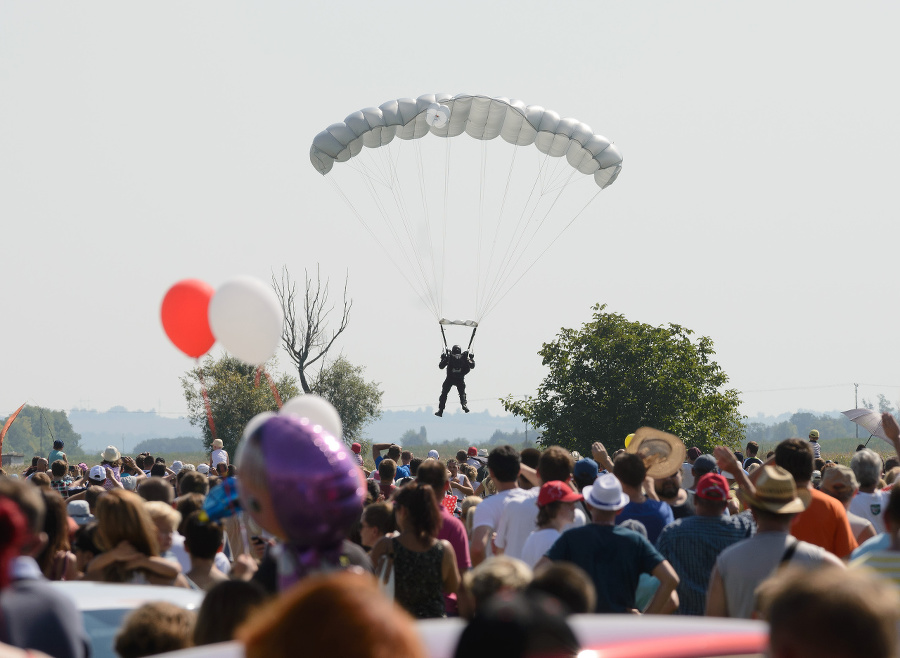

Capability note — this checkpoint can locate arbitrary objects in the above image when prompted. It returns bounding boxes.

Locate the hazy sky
[2,2,898,425]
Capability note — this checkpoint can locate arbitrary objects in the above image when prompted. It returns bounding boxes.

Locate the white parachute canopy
[311,93,623,323]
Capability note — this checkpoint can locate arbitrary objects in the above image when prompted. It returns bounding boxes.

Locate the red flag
[0,403,26,455]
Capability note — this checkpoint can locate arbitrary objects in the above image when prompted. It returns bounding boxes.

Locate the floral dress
[391,537,446,619]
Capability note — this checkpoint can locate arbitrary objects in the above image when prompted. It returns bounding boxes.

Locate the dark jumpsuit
[438,350,474,410]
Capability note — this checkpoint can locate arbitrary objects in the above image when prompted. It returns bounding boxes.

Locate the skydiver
[435,345,474,417]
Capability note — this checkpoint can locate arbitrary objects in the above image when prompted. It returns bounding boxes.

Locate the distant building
[2,453,24,467]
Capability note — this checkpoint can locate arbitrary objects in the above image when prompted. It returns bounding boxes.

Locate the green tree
[1,406,83,458]
[400,426,428,447]
[181,355,301,457]
[501,304,744,455]
[312,355,383,444]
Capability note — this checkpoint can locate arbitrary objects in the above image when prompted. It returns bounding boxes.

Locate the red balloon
[161,279,216,358]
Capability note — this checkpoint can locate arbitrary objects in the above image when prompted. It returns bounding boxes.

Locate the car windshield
[82,608,132,658]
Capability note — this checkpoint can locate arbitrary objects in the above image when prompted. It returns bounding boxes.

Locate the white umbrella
[842,409,893,447]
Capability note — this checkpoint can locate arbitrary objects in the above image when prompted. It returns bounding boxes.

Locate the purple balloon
[239,414,364,549]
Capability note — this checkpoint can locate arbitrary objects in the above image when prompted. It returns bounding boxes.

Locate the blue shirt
[655,513,755,615]
[395,464,411,480]
[547,524,664,613]
[616,499,675,544]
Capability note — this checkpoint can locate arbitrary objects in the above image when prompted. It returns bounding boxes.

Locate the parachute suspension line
[479,187,604,320]
[380,141,442,317]
[476,150,553,319]
[481,165,580,315]
[327,177,439,319]
[475,139,488,319]
[476,143,520,320]
[356,144,440,319]
[345,157,392,189]
[440,134,452,320]
[358,154,428,301]
[415,140,441,318]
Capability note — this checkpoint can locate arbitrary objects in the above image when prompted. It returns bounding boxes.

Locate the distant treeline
[745,411,873,444]
[131,436,205,454]
[397,426,541,448]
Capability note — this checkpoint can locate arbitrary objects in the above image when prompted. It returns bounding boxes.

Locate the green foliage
[400,426,428,447]
[861,394,895,415]
[746,411,873,445]
[312,356,383,444]
[0,406,83,458]
[131,436,205,454]
[501,304,744,456]
[488,428,539,446]
[181,355,301,458]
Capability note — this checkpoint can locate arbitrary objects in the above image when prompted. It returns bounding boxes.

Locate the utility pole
[855,383,859,439]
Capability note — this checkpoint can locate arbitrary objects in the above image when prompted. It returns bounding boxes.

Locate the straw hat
[100,446,121,462]
[626,427,686,479]
[738,465,810,514]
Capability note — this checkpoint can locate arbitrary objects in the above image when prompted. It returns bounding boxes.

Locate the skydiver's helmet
[452,345,462,355]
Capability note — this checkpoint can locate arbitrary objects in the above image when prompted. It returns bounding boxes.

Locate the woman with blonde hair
[86,489,189,587]
[461,496,482,537]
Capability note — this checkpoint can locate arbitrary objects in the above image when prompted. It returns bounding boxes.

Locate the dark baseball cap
[692,454,718,477]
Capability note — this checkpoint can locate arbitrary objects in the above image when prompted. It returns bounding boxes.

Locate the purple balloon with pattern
[241,414,364,549]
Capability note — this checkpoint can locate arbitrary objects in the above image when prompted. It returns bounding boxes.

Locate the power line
[743,383,900,394]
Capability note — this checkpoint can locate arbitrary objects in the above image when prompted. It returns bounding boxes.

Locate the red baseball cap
[537,481,584,507]
[467,446,478,457]
[695,473,729,501]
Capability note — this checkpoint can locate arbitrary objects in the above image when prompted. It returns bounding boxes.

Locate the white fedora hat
[582,473,630,511]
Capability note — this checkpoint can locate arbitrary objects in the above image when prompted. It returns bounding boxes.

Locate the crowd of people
[3,416,900,658]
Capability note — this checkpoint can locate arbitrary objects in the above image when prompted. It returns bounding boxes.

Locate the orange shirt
[791,487,857,558]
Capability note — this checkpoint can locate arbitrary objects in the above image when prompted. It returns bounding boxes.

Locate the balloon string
[197,362,218,443]
[254,366,283,408]
[264,370,283,408]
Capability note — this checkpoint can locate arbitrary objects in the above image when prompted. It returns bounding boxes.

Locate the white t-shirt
[170,533,231,575]
[494,489,541,559]
[494,488,587,560]
[849,490,887,535]
[211,449,229,468]
[520,528,561,569]
[470,488,530,559]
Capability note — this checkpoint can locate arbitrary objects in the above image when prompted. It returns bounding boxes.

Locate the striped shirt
[50,478,73,496]
[851,550,900,592]
[656,512,756,615]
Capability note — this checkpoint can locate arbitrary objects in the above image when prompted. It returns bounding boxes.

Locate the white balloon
[208,276,283,366]
[281,394,343,440]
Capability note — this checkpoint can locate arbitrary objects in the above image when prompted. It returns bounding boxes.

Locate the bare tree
[273,265,351,393]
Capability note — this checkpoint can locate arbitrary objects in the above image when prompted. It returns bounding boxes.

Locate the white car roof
[48,581,205,611]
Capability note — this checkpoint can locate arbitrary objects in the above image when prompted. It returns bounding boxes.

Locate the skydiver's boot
[461,394,469,413]
[435,407,443,417]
